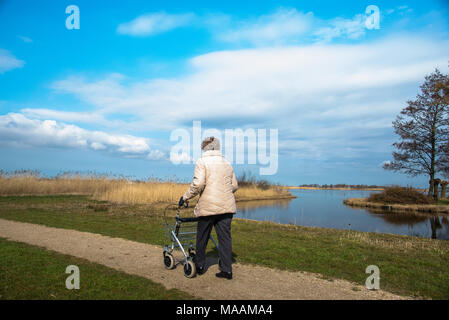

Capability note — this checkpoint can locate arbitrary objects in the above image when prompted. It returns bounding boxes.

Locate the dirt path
[0,219,409,300]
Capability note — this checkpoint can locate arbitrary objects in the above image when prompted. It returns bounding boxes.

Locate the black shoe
[215,271,232,280]
[196,266,206,275]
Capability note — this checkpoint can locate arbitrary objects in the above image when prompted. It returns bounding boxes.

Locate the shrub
[367,186,433,204]
[237,171,272,190]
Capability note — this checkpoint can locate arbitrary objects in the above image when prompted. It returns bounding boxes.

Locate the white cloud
[0,113,164,159]
[117,12,195,36]
[0,49,25,73]
[208,8,377,45]
[90,141,106,150]
[21,35,449,161]
[385,5,414,17]
[314,14,366,43]
[116,7,373,44]
[170,151,191,164]
[21,108,105,124]
[147,149,166,160]
[217,8,314,45]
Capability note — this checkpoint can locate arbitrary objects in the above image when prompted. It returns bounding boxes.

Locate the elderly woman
[179,137,238,279]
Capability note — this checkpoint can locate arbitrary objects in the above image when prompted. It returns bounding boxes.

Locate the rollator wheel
[183,259,197,278]
[163,252,175,270]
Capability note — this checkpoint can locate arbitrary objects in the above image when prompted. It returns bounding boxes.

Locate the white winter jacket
[182,150,238,217]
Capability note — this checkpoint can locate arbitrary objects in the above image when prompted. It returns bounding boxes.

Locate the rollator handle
[178,200,189,209]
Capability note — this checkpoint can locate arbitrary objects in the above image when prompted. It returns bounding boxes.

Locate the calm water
[236,189,449,240]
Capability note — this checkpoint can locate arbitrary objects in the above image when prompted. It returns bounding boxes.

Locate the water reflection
[363,208,448,239]
[237,198,291,211]
[235,189,449,240]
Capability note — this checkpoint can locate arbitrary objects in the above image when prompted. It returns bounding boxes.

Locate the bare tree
[384,68,449,197]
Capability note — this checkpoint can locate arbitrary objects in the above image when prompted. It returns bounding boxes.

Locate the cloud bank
[0,113,164,159]
[116,7,374,45]
[23,34,449,161]
[3,6,449,170]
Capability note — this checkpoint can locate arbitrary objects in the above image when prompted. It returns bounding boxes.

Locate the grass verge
[0,195,448,299]
[0,237,193,300]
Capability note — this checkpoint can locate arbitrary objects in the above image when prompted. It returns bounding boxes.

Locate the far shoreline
[285,186,385,191]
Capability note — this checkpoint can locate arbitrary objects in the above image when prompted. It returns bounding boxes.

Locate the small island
[344,186,449,215]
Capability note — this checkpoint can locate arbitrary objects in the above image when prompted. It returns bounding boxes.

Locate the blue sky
[1,0,449,186]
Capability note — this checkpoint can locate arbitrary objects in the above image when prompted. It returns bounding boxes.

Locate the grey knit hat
[201,136,220,151]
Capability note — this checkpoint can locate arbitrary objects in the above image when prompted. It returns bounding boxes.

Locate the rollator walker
[162,201,218,278]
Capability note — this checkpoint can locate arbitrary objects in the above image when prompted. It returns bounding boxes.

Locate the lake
[236,189,449,240]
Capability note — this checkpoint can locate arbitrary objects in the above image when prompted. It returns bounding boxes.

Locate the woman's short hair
[201,136,220,151]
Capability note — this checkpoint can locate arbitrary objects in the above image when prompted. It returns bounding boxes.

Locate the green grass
[232,220,449,299]
[0,195,448,299]
[0,237,193,300]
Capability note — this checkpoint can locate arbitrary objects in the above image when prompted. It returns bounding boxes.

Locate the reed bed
[0,171,118,196]
[94,183,293,205]
[233,185,293,201]
[0,171,292,205]
[93,181,189,205]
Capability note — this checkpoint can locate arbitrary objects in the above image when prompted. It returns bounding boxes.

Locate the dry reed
[0,171,292,205]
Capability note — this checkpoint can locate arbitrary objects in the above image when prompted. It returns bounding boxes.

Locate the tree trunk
[428,177,434,197]
[429,116,437,198]
[441,182,447,199]
[434,179,441,201]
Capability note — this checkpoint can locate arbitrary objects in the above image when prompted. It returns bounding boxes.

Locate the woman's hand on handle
[178,196,189,208]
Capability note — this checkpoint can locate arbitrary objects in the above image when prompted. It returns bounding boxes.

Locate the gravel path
[0,219,409,300]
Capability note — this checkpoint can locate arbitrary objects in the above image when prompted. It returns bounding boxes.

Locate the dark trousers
[195,213,233,273]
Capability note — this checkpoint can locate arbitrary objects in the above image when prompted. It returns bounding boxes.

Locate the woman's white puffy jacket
[182,150,238,217]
